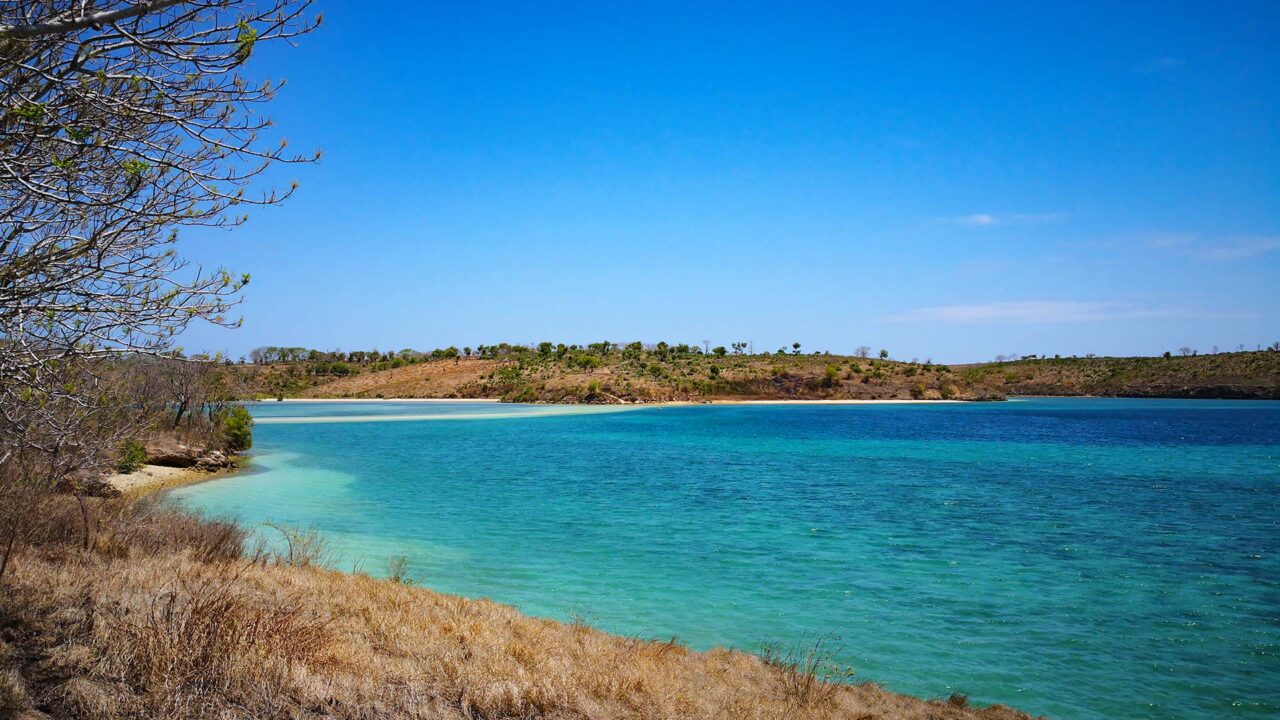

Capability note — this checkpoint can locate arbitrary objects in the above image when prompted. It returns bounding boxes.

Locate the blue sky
[178,1,1279,362]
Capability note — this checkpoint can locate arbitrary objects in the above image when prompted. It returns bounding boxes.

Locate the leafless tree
[1,1,319,480]
[162,354,208,428]
[854,346,870,358]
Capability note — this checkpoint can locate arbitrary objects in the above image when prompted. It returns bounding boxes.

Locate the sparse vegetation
[225,343,1280,404]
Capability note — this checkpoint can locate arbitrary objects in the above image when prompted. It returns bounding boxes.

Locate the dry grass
[0,494,1044,719]
[295,358,504,399]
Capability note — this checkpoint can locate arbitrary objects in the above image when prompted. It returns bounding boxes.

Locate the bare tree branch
[0,0,188,39]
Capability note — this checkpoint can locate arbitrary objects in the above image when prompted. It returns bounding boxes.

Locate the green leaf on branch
[235,21,258,63]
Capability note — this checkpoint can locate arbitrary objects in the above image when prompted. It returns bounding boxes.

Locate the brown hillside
[231,348,1280,402]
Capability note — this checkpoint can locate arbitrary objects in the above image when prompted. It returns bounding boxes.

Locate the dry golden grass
[0,495,1044,719]
[296,358,502,399]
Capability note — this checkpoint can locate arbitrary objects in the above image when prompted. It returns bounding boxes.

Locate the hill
[229,346,1280,402]
[955,352,1280,399]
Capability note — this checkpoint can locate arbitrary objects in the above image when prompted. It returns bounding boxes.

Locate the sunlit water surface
[168,399,1280,719]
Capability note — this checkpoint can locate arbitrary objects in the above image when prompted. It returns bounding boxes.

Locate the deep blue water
[169,398,1280,719]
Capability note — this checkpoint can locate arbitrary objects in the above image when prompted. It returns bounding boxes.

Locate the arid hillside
[281,353,999,402]
[231,347,1280,402]
[956,351,1280,399]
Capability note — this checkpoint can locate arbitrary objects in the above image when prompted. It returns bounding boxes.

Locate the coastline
[271,397,501,403]
[274,396,970,405]
[105,461,244,496]
[94,408,1055,718]
[707,398,966,405]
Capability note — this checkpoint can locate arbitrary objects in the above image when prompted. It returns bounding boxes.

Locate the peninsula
[232,344,1280,403]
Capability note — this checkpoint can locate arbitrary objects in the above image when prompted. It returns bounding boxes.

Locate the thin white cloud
[943,212,1067,227]
[883,301,1185,325]
[1123,232,1280,262]
[1135,231,1196,250]
[1200,237,1280,261]
[955,213,999,226]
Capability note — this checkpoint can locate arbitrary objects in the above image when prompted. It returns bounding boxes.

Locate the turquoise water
[169,399,1280,719]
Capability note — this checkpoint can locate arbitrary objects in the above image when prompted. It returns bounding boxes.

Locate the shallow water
[168,398,1280,719]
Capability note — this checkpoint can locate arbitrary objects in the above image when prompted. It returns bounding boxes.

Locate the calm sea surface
[168,399,1280,719]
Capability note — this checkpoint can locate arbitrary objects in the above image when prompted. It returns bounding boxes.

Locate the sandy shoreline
[105,463,241,496]
[276,397,965,406]
[273,397,500,403]
[705,398,964,405]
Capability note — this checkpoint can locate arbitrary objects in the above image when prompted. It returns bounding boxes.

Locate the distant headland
[227,343,1280,403]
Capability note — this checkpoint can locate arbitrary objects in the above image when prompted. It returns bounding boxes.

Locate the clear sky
[177,1,1279,363]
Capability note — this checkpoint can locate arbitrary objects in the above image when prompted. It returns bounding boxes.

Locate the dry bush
[96,499,246,563]
[0,488,245,575]
[759,634,853,709]
[260,522,334,568]
[108,575,331,717]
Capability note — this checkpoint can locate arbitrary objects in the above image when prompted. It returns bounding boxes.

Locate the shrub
[115,439,147,474]
[758,634,852,709]
[262,523,332,568]
[819,364,839,388]
[505,385,539,403]
[221,405,254,451]
[386,555,414,585]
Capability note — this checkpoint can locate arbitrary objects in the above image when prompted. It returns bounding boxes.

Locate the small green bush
[820,364,839,388]
[116,438,147,474]
[506,385,539,403]
[221,405,254,451]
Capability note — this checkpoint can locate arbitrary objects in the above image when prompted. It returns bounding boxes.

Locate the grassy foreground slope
[238,349,1280,402]
[1,495,1039,720]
